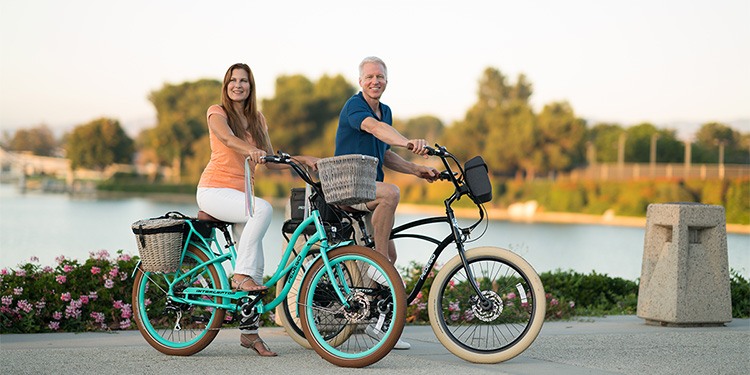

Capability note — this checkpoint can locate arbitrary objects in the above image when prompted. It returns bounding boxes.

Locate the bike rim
[436,256,538,353]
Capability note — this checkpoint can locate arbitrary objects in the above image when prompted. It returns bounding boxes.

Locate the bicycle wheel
[299,245,406,368]
[428,246,545,364]
[132,245,226,356]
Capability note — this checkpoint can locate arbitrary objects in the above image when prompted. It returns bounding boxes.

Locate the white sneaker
[365,323,411,350]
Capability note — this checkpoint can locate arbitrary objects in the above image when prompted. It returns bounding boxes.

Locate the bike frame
[359,145,490,305]
[135,160,356,316]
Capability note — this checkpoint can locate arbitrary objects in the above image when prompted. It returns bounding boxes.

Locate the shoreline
[43,189,750,235]
[396,203,750,235]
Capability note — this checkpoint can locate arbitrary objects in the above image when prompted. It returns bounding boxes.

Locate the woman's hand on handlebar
[247,149,268,164]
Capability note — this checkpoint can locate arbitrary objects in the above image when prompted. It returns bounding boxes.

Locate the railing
[563,163,749,181]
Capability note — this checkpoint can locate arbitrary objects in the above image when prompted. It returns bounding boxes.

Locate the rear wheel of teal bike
[299,245,406,368]
[132,245,226,356]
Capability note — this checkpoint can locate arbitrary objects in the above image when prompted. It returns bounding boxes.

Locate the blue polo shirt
[335,92,392,181]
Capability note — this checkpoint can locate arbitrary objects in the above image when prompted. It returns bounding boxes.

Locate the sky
[1,0,748,141]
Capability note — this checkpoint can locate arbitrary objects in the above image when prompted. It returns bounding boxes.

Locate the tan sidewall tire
[427,246,546,363]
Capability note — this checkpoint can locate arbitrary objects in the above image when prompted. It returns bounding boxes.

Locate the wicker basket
[317,154,378,205]
[131,215,186,273]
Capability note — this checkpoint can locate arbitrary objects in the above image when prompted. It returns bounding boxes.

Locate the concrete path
[1,315,748,374]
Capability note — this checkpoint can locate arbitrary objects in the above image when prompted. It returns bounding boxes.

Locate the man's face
[359,62,387,101]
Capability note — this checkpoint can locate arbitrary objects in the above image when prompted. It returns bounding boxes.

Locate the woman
[197,63,318,357]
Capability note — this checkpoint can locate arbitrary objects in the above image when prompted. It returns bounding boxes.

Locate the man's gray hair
[359,56,387,79]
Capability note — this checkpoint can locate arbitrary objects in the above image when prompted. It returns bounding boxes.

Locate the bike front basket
[316,154,378,206]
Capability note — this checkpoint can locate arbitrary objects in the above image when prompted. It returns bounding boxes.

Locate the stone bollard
[637,203,732,326]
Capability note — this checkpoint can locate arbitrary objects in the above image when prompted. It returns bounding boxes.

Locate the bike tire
[132,245,226,356]
[299,245,406,368]
[428,246,545,364]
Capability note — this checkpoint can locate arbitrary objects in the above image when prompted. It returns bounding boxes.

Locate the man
[335,56,439,350]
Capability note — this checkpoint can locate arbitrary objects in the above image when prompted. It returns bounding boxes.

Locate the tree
[535,101,586,174]
[588,123,625,163]
[442,68,537,178]
[8,124,57,156]
[262,74,354,156]
[145,79,222,180]
[693,122,749,164]
[66,118,134,170]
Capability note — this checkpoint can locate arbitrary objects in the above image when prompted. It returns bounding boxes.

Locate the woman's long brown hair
[220,63,272,153]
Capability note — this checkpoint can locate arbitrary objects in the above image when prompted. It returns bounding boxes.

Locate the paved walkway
[1,315,748,374]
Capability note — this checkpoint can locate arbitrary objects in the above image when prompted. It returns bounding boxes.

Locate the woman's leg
[197,188,276,346]
[197,187,273,284]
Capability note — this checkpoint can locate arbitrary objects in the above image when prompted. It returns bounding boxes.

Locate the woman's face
[227,68,251,103]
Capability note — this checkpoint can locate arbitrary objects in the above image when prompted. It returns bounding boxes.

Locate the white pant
[196,187,273,284]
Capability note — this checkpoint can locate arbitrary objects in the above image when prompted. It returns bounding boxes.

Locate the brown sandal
[240,334,277,357]
[231,276,268,292]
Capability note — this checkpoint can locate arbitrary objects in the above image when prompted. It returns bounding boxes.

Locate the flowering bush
[1,251,137,333]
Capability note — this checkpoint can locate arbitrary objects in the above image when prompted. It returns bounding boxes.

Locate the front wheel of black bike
[428,246,545,363]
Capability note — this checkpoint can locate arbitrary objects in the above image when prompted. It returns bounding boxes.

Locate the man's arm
[360,117,430,156]
[383,150,439,181]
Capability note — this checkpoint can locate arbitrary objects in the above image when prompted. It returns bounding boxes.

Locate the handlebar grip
[262,155,280,163]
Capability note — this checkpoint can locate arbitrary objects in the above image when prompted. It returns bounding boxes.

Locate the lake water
[1,183,748,281]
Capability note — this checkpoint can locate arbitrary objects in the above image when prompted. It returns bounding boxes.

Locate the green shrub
[730,271,750,318]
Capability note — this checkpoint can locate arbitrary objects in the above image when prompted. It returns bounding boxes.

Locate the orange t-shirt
[197,105,267,192]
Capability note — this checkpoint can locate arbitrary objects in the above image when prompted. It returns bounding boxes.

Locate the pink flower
[42,266,54,273]
[55,255,66,264]
[30,256,39,263]
[507,292,517,300]
[119,319,131,329]
[448,301,460,312]
[13,287,23,295]
[113,300,124,309]
[118,254,132,262]
[90,312,105,324]
[104,279,114,289]
[79,295,89,304]
[63,265,74,273]
[56,275,67,284]
[450,312,460,321]
[0,269,7,275]
[15,270,26,277]
[48,321,60,331]
[52,311,62,320]
[96,250,110,260]
[463,310,475,321]
[61,292,71,302]
[35,300,46,310]
[109,267,120,278]
[2,296,12,306]
[120,304,132,319]
[17,300,33,313]
[88,291,98,300]
[65,303,81,319]
[90,267,101,275]
[569,301,576,308]
[550,298,559,306]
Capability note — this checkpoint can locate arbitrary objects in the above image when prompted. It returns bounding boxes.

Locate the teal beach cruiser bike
[131,152,406,368]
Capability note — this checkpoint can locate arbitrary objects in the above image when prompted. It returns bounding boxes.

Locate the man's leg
[366,182,400,264]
